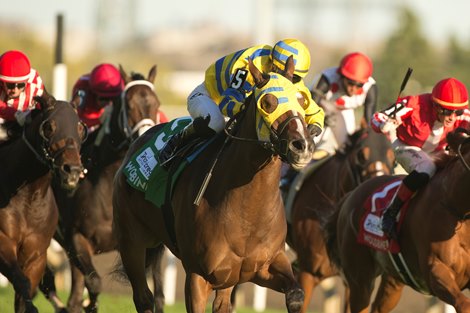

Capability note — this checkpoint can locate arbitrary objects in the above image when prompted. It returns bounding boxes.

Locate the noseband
[224,107,303,161]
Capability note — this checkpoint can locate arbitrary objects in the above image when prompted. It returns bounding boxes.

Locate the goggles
[344,77,364,88]
[437,107,464,116]
[5,82,26,90]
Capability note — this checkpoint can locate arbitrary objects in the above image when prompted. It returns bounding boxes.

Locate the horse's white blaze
[374,161,385,176]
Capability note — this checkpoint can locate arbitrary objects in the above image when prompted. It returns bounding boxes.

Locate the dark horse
[288,125,395,313]
[0,94,86,313]
[39,65,163,313]
[326,129,470,313]
[113,57,315,313]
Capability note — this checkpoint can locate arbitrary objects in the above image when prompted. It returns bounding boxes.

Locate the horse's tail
[111,244,166,284]
[324,194,348,271]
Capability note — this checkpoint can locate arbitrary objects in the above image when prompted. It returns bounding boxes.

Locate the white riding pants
[316,108,356,154]
[187,83,226,133]
[392,139,437,177]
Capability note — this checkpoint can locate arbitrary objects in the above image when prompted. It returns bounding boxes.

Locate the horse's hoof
[286,288,304,313]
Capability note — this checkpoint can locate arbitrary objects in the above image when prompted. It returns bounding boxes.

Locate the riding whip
[390,67,413,118]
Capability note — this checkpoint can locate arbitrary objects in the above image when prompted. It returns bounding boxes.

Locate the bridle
[22,106,85,173]
[223,96,304,162]
[457,136,470,172]
[115,80,157,149]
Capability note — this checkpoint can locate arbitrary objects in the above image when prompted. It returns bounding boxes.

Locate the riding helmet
[89,63,124,97]
[0,50,31,82]
[272,39,311,78]
[339,52,373,83]
[432,77,469,110]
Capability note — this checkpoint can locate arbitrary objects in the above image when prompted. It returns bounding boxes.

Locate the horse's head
[113,65,161,146]
[248,56,314,169]
[347,127,395,181]
[30,94,87,190]
[446,128,470,172]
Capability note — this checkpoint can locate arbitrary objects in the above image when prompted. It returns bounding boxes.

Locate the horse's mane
[130,72,145,80]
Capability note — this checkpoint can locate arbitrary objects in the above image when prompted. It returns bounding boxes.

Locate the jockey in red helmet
[72,63,125,131]
[310,52,377,158]
[371,77,470,239]
[0,50,45,141]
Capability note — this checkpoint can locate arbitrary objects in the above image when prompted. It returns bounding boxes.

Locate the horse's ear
[148,65,157,84]
[35,91,56,111]
[282,55,295,82]
[119,64,131,84]
[249,57,269,88]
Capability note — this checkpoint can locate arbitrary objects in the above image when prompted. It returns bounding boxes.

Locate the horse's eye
[40,120,56,140]
[260,94,277,114]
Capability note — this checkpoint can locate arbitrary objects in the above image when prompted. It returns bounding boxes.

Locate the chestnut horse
[288,125,395,313]
[113,57,314,313]
[0,95,86,313]
[39,65,163,313]
[326,129,470,313]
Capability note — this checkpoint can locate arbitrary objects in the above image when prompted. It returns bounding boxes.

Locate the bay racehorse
[287,124,395,312]
[0,94,86,313]
[113,56,314,313]
[39,65,164,313]
[326,128,470,313]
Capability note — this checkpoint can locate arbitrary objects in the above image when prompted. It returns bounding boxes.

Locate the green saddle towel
[123,117,210,207]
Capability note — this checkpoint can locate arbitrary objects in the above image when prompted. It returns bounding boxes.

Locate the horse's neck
[0,137,48,192]
[440,161,470,215]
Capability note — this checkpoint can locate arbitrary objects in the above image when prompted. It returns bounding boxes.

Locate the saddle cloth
[357,178,410,253]
[123,117,211,207]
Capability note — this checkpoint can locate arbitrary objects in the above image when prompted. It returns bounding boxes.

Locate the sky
[2,0,470,48]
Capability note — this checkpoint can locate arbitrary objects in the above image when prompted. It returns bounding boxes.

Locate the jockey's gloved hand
[14,110,32,126]
[308,124,322,137]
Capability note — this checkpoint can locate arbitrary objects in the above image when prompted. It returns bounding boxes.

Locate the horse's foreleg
[67,264,86,313]
[253,252,304,313]
[429,260,470,313]
[149,245,165,313]
[213,287,234,313]
[370,274,404,313]
[38,265,67,313]
[120,239,155,313]
[185,272,212,313]
[20,252,49,313]
[296,270,317,313]
[69,233,100,313]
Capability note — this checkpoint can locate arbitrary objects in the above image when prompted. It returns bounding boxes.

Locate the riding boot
[158,116,213,165]
[382,170,430,239]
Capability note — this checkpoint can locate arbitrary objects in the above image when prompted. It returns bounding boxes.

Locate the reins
[457,136,470,172]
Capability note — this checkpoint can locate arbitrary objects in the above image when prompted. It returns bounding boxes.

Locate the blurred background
[3,0,470,115]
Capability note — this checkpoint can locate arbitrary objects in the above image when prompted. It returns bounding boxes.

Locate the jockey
[0,50,45,141]
[72,63,124,132]
[371,77,470,239]
[158,38,325,163]
[311,52,377,158]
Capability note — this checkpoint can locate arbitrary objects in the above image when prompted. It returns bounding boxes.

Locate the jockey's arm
[218,87,246,118]
[363,84,378,123]
[310,74,330,104]
[371,99,412,133]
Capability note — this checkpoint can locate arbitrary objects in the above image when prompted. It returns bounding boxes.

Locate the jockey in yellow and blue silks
[159,39,325,164]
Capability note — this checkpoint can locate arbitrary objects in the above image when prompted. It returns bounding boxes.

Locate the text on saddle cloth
[123,117,212,207]
[357,178,410,253]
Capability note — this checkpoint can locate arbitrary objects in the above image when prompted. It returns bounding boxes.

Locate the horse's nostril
[291,139,306,151]
[62,164,71,174]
